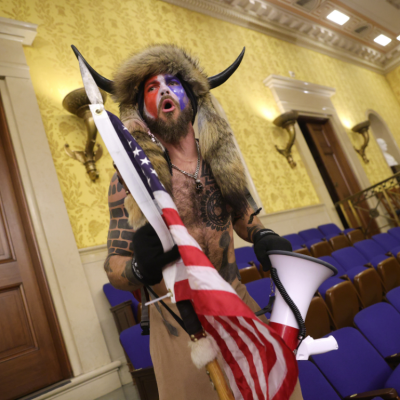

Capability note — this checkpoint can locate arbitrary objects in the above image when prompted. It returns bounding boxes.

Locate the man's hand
[132,223,181,286]
[253,229,292,271]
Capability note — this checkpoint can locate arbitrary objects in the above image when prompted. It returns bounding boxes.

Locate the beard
[144,96,193,144]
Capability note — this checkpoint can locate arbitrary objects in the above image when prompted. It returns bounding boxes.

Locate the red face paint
[144,75,160,119]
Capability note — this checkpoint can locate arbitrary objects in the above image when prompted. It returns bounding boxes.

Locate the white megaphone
[266,250,339,359]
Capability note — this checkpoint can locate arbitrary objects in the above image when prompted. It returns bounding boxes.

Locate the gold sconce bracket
[63,88,107,182]
[352,120,370,164]
[273,110,299,169]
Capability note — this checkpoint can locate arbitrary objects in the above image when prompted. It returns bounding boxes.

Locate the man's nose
[160,83,170,96]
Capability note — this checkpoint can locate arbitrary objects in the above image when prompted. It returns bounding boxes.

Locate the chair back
[312,328,392,398]
[376,258,400,293]
[239,265,261,284]
[310,241,332,258]
[294,247,312,256]
[346,229,365,245]
[329,235,350,251]
[305,296,336,339]
[325,281,360,329]
[353,268,383,308]
[103,283,139,321]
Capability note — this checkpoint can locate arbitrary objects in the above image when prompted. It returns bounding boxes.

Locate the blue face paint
[164,74,189,111]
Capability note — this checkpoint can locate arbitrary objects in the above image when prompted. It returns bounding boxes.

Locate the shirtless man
[98,44,302,399]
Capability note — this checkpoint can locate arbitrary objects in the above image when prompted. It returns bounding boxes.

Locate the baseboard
[23,361,122,400]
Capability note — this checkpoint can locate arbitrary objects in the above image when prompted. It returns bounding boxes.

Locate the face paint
[143,74,189,119]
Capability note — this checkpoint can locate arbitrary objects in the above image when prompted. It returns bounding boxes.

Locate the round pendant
[195,179,204,191]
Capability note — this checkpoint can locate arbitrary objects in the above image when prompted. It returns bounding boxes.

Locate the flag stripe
[217,316,263,400]
[178,246,215,269]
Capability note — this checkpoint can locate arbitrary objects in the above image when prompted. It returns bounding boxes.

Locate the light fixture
[374,34,392,46]
[63,87,106,181]
[396,35,400,41]
[326,10,350,26]
[273,110,299,169]
[352,121,370,164]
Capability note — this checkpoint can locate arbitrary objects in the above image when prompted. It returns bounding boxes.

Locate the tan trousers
[149,279,303,400]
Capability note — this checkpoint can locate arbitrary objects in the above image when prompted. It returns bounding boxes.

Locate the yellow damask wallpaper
[0,0,398,248]
[387,65,400,106]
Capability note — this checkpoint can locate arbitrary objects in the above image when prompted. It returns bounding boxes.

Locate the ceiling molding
[0,16,37,46]
[162,0,400,75]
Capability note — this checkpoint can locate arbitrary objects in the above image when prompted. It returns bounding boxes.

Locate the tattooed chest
[172,161,232,232]
[171,162,239,283]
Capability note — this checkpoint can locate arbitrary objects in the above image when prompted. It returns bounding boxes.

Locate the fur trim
[124,194,147,230]
[199,95,248,213]
[188,336,219,369]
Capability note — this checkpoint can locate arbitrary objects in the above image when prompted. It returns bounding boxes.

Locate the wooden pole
[206,359,235,400]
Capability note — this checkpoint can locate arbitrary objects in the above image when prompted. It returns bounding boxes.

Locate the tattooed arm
[232,209,265,244]
[104,172,142,291]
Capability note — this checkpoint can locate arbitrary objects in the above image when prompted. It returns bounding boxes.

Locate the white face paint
[143,74,189,120]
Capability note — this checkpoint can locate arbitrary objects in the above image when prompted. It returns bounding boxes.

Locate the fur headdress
[72,45,249,228]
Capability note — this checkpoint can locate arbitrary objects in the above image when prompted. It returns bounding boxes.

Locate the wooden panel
[0,194,14,263]
[0,285,37,361]
[0,94,71,399]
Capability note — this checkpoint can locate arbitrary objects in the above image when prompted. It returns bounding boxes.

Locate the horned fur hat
[72,44,249,227]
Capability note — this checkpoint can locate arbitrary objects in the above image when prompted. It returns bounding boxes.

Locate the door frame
[0,17,121,399]
[264,74,372,229]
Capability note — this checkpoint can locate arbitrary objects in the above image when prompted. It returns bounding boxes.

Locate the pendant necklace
[171,140,203,192]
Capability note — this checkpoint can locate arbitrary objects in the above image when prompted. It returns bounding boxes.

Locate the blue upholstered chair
[312,328,400,399]
[354,302,400,363]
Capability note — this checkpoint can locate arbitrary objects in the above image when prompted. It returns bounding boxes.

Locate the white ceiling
[339,0,400,35]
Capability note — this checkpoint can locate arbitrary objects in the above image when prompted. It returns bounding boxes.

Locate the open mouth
[161,99,176,113]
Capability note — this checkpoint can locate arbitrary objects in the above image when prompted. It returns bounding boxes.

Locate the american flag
[107,111,298,400]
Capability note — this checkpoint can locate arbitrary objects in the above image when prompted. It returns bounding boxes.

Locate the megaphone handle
[270,267,306,344]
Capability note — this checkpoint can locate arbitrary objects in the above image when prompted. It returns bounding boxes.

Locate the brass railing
[335,172,400,236]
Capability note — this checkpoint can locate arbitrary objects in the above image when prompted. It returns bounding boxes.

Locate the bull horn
[208,48,245,89]
[71,45,114,94]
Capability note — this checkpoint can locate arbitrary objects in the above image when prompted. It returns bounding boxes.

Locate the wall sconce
[62,88,107,181]
[273,110,299,169]
[352,121,370,164]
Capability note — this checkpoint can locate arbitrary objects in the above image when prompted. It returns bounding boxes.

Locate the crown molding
[264,74,336,97]
[0,16,37,46]
[163,0,400,75]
